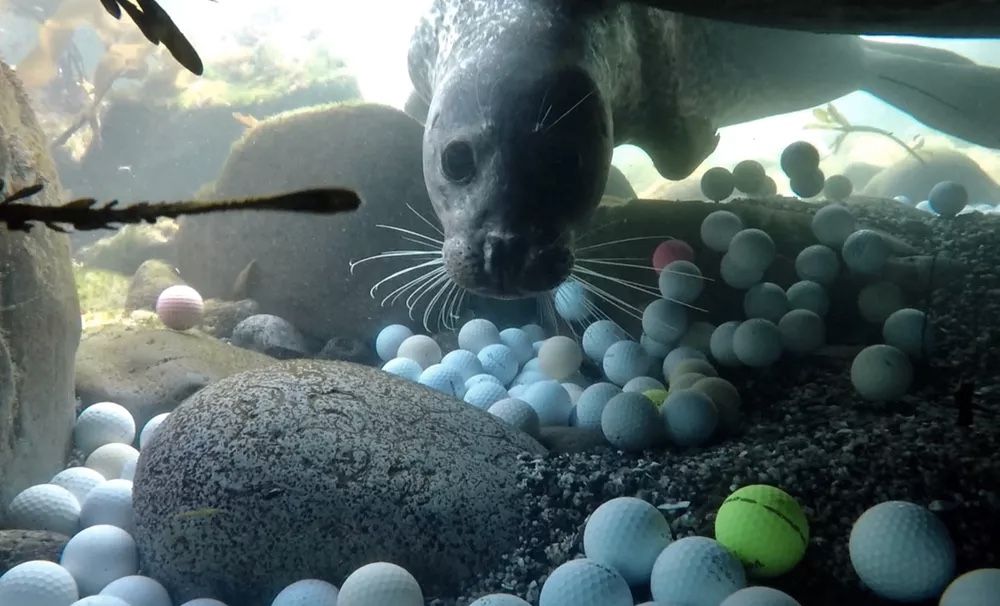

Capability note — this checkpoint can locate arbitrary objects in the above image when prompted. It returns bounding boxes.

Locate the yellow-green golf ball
[714,484,809,577]
[643,389,669,409]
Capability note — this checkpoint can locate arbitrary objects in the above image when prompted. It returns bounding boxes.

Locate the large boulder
[75,325,277,430]
[0,62,81,514]
[174,102,534,343]
[863,147,1000,204]
[133,360,546,605]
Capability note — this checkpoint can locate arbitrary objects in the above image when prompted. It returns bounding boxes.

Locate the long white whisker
[376,223,443,246]
[450,289,467,330]
[350,250,441,274]
[406,203,445,237]
[573,266,708,313]
[368,259,444,297]
[580,297,634,340]
[576,256,649,262]
[438,282,458,332]
[577,258,714,283]
[571,274,644,321]
[381,267,446,307]
[544,89,595,132]
[407,273,451,322]
[576,235,680,253]
[423,278,456,332]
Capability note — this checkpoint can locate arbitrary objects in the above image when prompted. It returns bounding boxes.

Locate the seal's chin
[442,235,574,299]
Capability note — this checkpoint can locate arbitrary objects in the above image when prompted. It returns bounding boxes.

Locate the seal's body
[409,0,1000,298]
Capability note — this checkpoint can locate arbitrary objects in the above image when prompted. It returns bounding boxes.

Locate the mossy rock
[75,219,178,275]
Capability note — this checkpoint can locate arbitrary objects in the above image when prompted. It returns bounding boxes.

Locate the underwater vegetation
[0,180,360,233]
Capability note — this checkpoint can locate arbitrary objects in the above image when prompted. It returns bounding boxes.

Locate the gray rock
[0,530,70,575]
[75,219,178,275]
[201,298,260,339]
[133,360,546,605]
[863,147,1000,204]
[537,426,610,454]
[315,336,376,365]
[231,314,309,359]
[124,259,184,313]
[0,62,80,512]
[75,325,276,430]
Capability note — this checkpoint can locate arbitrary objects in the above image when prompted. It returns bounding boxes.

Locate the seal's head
[423,52,612,299]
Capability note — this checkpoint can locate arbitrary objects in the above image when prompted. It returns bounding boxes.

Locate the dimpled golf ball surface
[538,336,583,381]
[785,280,829,316]
[928,180,968,217]
[743,283,788,323]
[642,299,689,344]
[85,443,139,480]
[74,597,131,606]
[659,260,704,303]
[623,376,665,393]
[375,324,412,361]
[652,239,695,271]
[574,383,622,429]
[74,402,136,456]
[488,398,541,437]
[464,380,509,409]
[7,483,81,535]
[841,229,889,275]
[662,389,718,447]
[651,536,747,605]
[603,340,652,386]
[418,364,466,397]
[850,344,913,401]
[790,168,825,198]
[0,560,79,606]
[336,562,423,606]
[701,166,735,201]
[524,380,573,426]
[733,319,782,367]
[601,392,661,451]
[720,586,801,606]
[500,328,535,364]
[99,575,170,606]
[479,343,519,385]
[52,467,106,504]
[663,346,708,378]
[701,210,743,252]
[733,159,767,193]
[720,252,764,289]
[138,413,169,450]
[823,174,853,200]
[441,349,484,381]
[459,318,501,353]
[710,321,742,367]
[60,524,138,596]
[583,497,673,586]
[178,600,228,606]
[940,568,1000,606]
[582,320,626,362]
[728,229,776,272]
[155,284,204,330]
[382,357,423,381]
[779,309,825,355]
[811,204,856,248]
[469,594,531,606]
[794,245,840,286]
[396,334,442,369]
[715,485,809,578]
[849,500,956,602]
[883,308,934,358]
[539,558,633,606]
[780,141,819,177]
[80,479,134,531]
[271,579,340,605]
[554,280,590,321]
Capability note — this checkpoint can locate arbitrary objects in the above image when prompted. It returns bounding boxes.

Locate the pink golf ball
[156,285,204,330]
[653,239,695,271]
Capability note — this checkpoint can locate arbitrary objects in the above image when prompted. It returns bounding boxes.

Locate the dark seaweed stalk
[0,180,360,233]
[804,103,926,165]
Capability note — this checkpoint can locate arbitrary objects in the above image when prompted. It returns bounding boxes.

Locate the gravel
[432,199,1000,606]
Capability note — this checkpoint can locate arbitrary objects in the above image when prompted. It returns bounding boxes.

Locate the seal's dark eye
[441,140,476,183]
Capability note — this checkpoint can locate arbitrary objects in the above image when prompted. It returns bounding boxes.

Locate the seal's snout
[443,233,573,299]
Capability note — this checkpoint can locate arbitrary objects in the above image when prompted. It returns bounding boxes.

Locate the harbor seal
[408,0,1000,299]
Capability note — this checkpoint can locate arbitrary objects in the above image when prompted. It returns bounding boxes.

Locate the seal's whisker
[367,258,444,297]
[573,265,660,298]
[575,256,648,262]
[376,223,444,246]
[422,276,456,332]
[349,250,441,274]
[449,288,468,331]
[438,282,461,331]
[575,235,680,252]
[544,89,595,132]
[380,267,446,306]
[570,273,644,321]
[576,258,715,283]
[534,85,552,131]
[406,202,445,237]
[407,272,451,323]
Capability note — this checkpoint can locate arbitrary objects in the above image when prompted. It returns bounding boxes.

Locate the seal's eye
[441,140,476,183]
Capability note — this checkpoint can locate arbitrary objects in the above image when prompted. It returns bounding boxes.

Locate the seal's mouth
[442,234,574,299]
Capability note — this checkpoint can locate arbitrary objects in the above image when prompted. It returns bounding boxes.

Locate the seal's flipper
[862,41,1000,150]
[404,90,430,125]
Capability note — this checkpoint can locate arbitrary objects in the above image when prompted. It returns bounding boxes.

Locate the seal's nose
[483,233,527,288]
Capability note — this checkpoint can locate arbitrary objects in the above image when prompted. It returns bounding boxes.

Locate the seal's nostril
[483,234,527,281]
